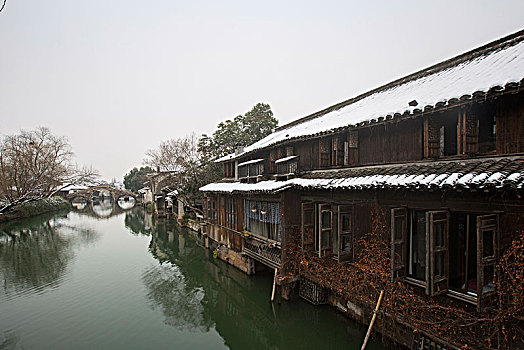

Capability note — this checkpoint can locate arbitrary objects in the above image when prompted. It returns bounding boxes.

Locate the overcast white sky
[1,0,523,180]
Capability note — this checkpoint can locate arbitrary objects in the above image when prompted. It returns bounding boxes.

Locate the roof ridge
[276,28,524,132]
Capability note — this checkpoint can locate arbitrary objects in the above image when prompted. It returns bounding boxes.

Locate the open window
[425,113,458,158]
[427,211,449,296]
[338,205,353,263]
[397,208,501,307]
[391,208,407,281]
[317,204,332,257]
[477,214,498,312]
[301,202,315,252]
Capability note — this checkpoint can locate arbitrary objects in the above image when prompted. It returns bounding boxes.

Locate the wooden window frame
[338,205,353,263]
[426,210,450,296]
[391,208,408,281]
[396,208,500,309]
[224,197,237,230]
[317,204,333,257]
[301,201,313,252]
[477,214,499,312]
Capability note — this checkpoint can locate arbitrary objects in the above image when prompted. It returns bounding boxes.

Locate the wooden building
[200,30,524,348]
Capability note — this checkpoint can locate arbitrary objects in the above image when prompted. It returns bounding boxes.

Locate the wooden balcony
[242,234,281,269]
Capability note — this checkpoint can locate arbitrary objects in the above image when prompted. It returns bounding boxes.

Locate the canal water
[0,203,390,350]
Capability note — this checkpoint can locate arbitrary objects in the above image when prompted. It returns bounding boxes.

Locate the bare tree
[144,134,201,173]
[0,127,99,213]
[144,133,216,205]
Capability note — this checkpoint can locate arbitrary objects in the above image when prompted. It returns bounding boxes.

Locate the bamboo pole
[361,290,384,350]
[271,268,278,302]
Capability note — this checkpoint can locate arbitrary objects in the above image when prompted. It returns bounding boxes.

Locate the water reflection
[0,330,22,350]
[144,216,384,350]
[117,196,136,210]
[0,212,100,299]
[92,198,114,217]
[0,208,388,349]
[72,197,135,219]
[125,209,152,236]
[142,265,211,332]
[72,201,87,210]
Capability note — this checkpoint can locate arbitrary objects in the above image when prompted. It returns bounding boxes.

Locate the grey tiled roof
[201,155,524,194]
[299,155,524,190]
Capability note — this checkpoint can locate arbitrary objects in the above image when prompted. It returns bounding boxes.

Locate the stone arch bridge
[66,185,138,203]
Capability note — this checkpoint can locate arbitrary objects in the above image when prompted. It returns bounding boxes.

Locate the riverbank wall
[179,218,258,275]
[0,197,71,224]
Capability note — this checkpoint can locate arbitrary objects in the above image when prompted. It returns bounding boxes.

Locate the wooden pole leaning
[271,268,278,302]
[361,290,384,350]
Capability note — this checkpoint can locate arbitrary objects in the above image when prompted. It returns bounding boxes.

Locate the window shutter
[301,202,315,252]
[319,137,331,168]
[458,110,479,155]
[343,141,349,165]
[424,117,440,158]
[391,208,407,281]
[318,204,333,257]
[332,135,345,166]
[338,205,353,263]
[348,130,359,165]
[427,211,449,296]
[477,214,499,312]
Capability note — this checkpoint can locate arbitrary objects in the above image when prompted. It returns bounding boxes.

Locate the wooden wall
[496,92,524,154]
[359,119,424,165]
[295,139,318,171]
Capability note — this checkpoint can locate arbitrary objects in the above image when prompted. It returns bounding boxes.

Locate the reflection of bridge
[66,185,137,203]
[73,198,136,218]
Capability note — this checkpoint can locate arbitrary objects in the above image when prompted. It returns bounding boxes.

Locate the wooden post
[271,268,278,302]
[361,290,384,350]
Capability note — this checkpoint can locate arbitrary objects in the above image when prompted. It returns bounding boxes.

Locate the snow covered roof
[275,155,298,164]
[201,156,524,193]
[237,158,264,167]
[200,180,292,194]
[217,30,524,163]
[65,185,89,191]
[137,187,150,194]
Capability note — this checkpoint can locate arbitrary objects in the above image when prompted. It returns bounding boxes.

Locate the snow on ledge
[275,155,298,164]
[237,158,264,167]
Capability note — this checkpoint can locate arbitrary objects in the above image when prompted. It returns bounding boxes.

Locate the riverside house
[200,30,524,349]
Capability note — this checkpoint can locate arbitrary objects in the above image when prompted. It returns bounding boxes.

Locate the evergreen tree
[123,166,153,192]
[199,102,277,159]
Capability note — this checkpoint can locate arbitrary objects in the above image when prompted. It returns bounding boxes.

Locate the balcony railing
[242,234,281,269]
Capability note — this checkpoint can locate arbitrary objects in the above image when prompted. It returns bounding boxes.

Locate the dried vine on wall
[282,207,524,349]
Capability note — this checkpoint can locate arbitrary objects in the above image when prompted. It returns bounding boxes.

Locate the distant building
[137,187,153,205]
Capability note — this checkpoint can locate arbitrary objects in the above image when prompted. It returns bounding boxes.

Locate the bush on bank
[0,197,72,223]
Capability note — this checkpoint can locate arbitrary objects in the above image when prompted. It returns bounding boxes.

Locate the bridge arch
[66,185,138,205]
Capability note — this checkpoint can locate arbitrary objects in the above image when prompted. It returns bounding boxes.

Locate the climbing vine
[282,206,524,349]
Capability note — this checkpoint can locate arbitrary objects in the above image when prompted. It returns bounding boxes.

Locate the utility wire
[0,0,6,14]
